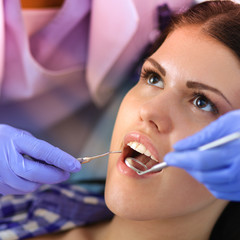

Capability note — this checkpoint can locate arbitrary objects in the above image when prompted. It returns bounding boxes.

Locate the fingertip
[164,151,193,168]
[60,171,71,182]
[71,160,81,172]
[64,157,81,172]
[173,139,194,151]
[45,171,70,184]
[51,152,81,172]
[172,141,183,150]
[22,183,41,194]
[164,152,177,166]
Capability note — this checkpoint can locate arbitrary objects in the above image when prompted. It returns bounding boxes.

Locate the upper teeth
[127,142,158,162]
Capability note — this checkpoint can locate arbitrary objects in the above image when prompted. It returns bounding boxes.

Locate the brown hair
[150,1,240,60]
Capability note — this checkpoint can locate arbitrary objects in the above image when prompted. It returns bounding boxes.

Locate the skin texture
[104,25,240,240]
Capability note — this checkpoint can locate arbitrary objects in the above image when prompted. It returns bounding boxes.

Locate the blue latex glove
[164,110,240,201]
[0,124,81,195]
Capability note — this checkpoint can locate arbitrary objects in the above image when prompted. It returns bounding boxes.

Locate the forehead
[150,26,240,108]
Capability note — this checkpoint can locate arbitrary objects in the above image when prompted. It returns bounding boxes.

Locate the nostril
[149,120,159,131]
[148,118,173,134]
[139,101,173,133]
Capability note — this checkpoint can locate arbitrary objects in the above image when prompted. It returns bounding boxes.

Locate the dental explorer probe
[77,151,122,164]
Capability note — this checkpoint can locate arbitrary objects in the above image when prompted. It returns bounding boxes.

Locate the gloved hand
[0,124,81,195]
[164,110,240,201]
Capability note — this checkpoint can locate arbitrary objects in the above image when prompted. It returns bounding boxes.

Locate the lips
[122,132,161,171]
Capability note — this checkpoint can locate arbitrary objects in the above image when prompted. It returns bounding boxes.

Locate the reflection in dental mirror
[125,157,148,172]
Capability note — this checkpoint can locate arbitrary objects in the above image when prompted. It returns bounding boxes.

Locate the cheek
[163,168,215,208]
[168,112,214,148]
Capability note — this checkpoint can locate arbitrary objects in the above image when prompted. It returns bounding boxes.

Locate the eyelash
[140,67,162,83]
[140,67,219,115]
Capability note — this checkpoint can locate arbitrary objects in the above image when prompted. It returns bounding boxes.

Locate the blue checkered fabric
[0,183,113,240]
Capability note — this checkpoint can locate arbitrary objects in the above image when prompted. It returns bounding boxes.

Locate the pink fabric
[0,0,91,130]
[87,0,193,104]
[1,0,90,101]
[22,9,58,37]
[0,0,193,131]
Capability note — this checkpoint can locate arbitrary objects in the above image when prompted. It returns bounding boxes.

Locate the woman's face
[105,26,240,221]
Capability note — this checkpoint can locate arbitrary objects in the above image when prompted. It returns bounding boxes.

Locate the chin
[104,176,163,221]
[105,194,157,221]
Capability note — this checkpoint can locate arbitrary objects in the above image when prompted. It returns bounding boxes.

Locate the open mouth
[123,141,159,171]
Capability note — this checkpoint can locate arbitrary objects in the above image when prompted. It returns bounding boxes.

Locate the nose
[138,93,174,134]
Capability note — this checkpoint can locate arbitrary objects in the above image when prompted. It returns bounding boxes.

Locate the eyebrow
[186,81,232,106]
[145,58,166,76]
[145,58,232,106]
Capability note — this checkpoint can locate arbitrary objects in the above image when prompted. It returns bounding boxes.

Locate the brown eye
[196,96,208,108]
[193,95,214,112]
[147,74,164,88]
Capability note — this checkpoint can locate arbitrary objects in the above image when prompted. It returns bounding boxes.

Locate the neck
[21,0,65,9]
[101,200,227,240]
